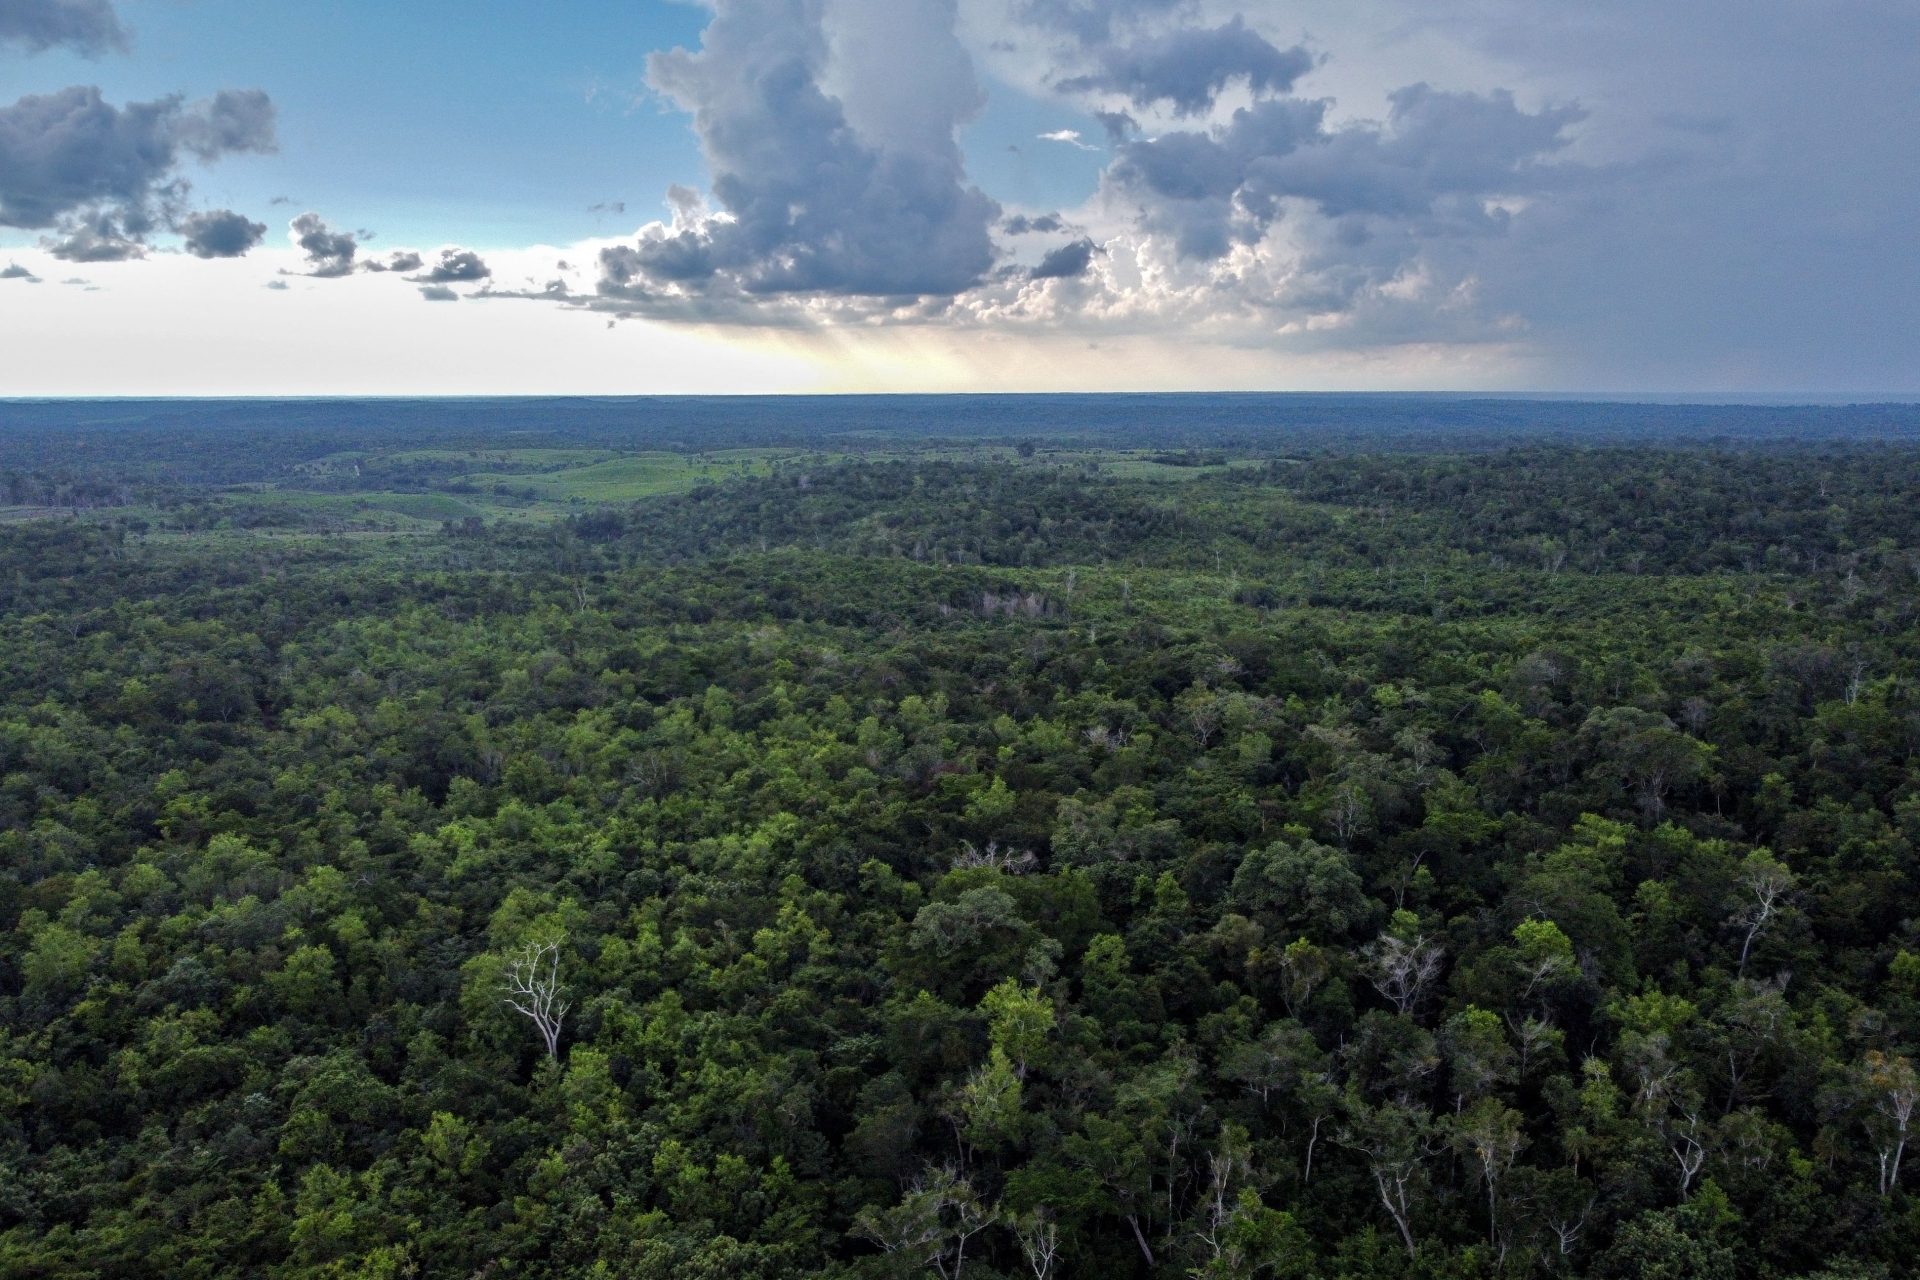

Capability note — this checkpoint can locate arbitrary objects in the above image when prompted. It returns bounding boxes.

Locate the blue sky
[2,0,1916,394]
[1,0,1110,249]
[5,0,714,244]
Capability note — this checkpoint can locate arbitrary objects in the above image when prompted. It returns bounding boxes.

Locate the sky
[1,0,1916,396]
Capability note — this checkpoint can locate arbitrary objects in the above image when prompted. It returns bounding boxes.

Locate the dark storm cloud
[0,85,276,264]
[1108,85,1580,261]
[1058,18,1314,115]
[44,208,148,260]
[605,0,998,306]
[288,211,361,277]
[597,244,643,285]
[361,250,423,273]
[179,208,266,258]
[1016,0,1183,47]
[1004,212,1065,234]
[418,285,458,302]
[1030,236,1098,279]
[1094,109,1138,142]
[0,87,275,230]
[0,0,125,56]
[415,248,491,283]
[1,263,40,282]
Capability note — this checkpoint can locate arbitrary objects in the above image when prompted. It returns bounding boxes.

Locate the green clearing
[382,447,624,467]
[454,449,818,503]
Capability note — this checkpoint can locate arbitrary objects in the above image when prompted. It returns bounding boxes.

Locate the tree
[1231,838,1375,943]
[1273,937,1331,1019]
[1340,1096,1437,1258]
[1009,1207,1061,1280]
[1858,1050,1920,1195]
[1511,918,1577,1008]
[1450,1098,1526,1245]
[1361,913,1445,1017]
[500,938,571,1061]
[981,978,1055,1080]
[850,1166,997,1280]
[1729,850,1795,977]
[1577,707,1712,824]
[1440,1007,1515,1110]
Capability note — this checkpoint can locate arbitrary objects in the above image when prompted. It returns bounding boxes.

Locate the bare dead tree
[1731,852,1795,977]
[1193,1126,1255,1265]
[951,839,1038,875]
[1010,1208,1060,1280]
[501,939,571,1061]
[1666,1105,1709,1196]
[1362,930,1445,1016]
[1547,1194,1596,1263]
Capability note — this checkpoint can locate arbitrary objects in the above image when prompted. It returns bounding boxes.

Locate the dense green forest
[4,405,1920,1277]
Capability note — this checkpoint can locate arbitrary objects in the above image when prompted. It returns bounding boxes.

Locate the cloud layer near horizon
[567,0,1586,358]
[2,0,1917,392]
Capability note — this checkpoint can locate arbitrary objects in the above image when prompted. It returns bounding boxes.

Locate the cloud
[288,212,361,277]
[418,285,459,302]
[1057,17,1315,115]
[0,0,125,56]
[0,86,275,228]
[1015,0,1184,47]
[1105,85,1580,264]
[920,63,1589,358]
[414,248,491,283]
[179,208,266,258]
[1038,128,1098,150]
[44,209,147,261]
[1004,212,1065,234]
[361,250,423,273]
[1030,236,1098,279]
[173,88,275,159]
[589,200,626,215]
[1,263,41,282]
[599,0,999,309]
[0,85,276,263]
[264,279,289,291]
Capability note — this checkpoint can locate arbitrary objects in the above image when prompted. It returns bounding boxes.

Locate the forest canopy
[3,402,1919,1278]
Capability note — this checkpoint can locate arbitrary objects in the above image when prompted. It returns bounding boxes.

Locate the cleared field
[455,450,795,502]
[384,447,623,467]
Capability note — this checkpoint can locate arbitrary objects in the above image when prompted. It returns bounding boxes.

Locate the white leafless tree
[951,839,1038,875]
[1731,852,1795,977]
[501,939,571,1061]
[1666,1105,1709,1196]
[1547,1194,1595,1262]
[1362,931,1445,1016]
[1010,1207,1060,1280]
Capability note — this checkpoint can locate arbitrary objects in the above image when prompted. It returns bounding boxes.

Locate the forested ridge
[4,431,1920,1278]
